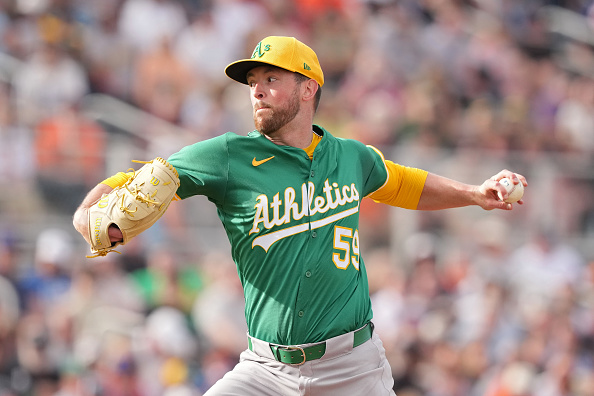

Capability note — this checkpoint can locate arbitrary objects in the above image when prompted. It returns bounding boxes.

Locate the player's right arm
[368,160,428,209]
[417,171,527,211]
[364,145,526,211]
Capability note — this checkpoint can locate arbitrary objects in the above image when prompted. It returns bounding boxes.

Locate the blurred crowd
[0,0,593,395]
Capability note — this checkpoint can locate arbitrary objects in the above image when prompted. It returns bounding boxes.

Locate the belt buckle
[281,345,307,366]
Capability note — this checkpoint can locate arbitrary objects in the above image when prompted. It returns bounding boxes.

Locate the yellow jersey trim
[303,133,322,160]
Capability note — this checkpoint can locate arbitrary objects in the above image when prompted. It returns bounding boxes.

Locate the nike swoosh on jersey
[252,156,275,166]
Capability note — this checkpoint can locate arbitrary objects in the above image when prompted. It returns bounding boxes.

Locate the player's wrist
[470,184,489,208]
[73,207,91,244]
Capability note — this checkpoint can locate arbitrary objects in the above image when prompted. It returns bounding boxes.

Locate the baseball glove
[87,157,180,257]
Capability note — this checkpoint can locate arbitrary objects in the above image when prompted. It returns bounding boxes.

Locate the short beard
[254,85,301,136]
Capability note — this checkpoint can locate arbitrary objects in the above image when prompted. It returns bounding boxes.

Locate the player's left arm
[73,171,140,246]
[417,170,528,211]
[73,183,120,246]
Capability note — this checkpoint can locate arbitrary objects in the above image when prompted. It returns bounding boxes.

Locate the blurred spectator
[160,356,202,396]
[0,82,34,190]
[129,247,203,314]
[0,273,20,342]
[0,234,20,394]
[79,0,137,99]
[506,230,584,307]
[191,251,245,390]
[419,1,471,94]
[12,42,89,127]
[136,306,198,396]
[0,1,592,395]
[0,232,19,285]
[52,358,98,396]
[117,0,188,53]
[554,75,594,153]
[86,254,145,313]
[15,312,61,394]
[209,0,269,61]
[483,360,538,396]
[95,353,143,396]
[293,0,346,23]
[0,272,20,392]
[2,9,42,60]
[310,9,358,88]
[174,9,237,90]
[367,247,406,351]
[17,228,73,313]
[132,35,194,124]
[33,105,107,214]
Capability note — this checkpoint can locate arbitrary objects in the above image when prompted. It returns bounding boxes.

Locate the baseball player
[73,36,527,395]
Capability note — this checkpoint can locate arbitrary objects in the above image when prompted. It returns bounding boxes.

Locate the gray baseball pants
[203,325,396,395]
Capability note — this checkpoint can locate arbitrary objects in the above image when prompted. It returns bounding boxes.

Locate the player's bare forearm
[416,173,476,210]
[417,171,527,211]
[72,183,114,245]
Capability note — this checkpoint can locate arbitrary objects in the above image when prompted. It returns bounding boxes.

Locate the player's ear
[302,79,318,102]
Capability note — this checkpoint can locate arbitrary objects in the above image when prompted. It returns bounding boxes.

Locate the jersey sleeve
[166,133,229,205]
[357,145,389,197]
[368,160,428,209]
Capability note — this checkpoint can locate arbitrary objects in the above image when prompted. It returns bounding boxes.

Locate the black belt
[248,322,373,365]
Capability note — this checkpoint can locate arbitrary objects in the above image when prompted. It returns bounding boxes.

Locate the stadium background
[0,0,593,395]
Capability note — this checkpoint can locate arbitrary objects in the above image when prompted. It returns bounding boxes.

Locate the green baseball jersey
[167,125,388,346]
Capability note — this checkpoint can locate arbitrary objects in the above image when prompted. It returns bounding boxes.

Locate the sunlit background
[0,1,593,395]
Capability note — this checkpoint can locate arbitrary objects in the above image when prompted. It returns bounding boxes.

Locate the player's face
[247,66,301,135]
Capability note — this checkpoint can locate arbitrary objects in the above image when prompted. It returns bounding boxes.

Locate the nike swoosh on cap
[252,156,275,166]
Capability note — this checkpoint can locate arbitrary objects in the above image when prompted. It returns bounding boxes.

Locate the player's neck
[262,118,314,148]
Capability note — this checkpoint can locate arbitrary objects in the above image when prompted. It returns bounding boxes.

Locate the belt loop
[353,322,373,348]
[247,334,276,360]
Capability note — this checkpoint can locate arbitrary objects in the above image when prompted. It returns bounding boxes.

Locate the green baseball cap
[225,36,324,87]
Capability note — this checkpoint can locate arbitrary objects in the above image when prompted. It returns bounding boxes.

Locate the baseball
[499,177,524,203]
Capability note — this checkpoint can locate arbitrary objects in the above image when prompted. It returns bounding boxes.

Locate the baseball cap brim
[225,60,278,85]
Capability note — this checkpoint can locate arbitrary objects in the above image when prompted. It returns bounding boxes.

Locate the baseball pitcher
[73,36,527,395]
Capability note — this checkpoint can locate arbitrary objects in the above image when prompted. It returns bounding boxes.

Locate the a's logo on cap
[251,41,271,59]
[303,63,311,71]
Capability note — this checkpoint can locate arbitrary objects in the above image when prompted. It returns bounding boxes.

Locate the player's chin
[253,115,266,130]
[254,119,278,136]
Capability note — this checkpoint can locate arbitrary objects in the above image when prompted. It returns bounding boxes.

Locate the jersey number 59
[332,226,360,270]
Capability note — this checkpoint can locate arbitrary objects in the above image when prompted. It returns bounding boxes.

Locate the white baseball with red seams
[499,177,524,203]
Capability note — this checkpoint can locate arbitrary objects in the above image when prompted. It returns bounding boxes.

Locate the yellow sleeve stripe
[101,171,134,188]
[368,160,428,210]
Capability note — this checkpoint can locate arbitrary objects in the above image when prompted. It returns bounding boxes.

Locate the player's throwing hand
[478,170,528,210]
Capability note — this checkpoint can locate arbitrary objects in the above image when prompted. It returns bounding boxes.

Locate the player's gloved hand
[108,225,124,243]
[86,157,180,257]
